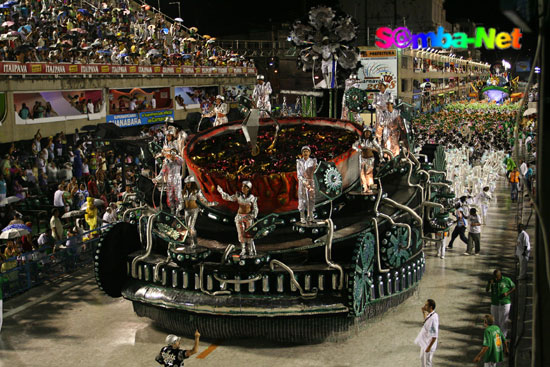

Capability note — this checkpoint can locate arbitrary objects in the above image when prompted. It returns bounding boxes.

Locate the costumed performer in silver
[319,36,338,88]
[153,147,184,215]
[163,124,179,151]
[341,73,363,124]
[380,100,401,157]
[297,145,317,224]
[182,175,215,247]
[203,95,229,127]
[175,126,188,177]
[353,128,383,194]
[373,82,393,143]
[217,181,259,256]
[252,75,272,118]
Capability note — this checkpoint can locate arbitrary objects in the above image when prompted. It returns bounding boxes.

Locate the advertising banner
[108,87,172,114]
[139,109,174,125]
[357,48,398,101]
[106,113,140,127]
[0,62,257,76]
[107,87,173,127]
[174,86,219,110]
[14,89,105,124]
[106,110,174,127]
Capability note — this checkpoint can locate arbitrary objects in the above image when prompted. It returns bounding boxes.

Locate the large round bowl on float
[184,117,362,215]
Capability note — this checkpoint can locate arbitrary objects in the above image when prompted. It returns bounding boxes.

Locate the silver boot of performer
[247,240,257,256]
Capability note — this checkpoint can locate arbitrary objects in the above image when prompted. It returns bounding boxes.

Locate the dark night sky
[157,0,536,64]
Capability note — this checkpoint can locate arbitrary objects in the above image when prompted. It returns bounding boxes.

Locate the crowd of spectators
[0,0,253,67]
[0,127,142,289]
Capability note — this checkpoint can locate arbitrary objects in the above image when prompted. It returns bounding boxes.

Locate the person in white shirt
[465,208,482,255]
[129,98,137,111]
[516,224,531,280]
[415,299,439,367]
[53,184,65,209]
[87,99,94,115]
[151,96,157,109]
[476,186,492,225]
[102,207,117,224]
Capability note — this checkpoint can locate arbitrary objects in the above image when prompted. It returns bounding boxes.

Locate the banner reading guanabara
[14,89,105,125]
[107,87,173,127]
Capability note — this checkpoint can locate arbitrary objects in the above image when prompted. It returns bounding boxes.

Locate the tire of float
[94,222,141,297]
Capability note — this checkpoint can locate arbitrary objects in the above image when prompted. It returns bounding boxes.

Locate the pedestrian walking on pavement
[414,299,439,367]
[473,314,508,367]
[509,167,520,202]
[448,203,468,249]
[516,224,531,280]
[486,269,515,339]
[465,208,482,255]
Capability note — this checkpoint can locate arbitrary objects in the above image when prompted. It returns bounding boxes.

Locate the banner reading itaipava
[0,62,257,76]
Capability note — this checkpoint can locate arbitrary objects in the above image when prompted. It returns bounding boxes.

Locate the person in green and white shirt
[486,269,515,339]
[474,314,508,366]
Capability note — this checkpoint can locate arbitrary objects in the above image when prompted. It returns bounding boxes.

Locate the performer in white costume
[252,75,272,118]
[296,146,317,224]
[217,181,259,257]
[353,128,383,194]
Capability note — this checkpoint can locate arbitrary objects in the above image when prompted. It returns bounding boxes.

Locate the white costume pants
[491,303,511,338]
[0,299,3,332]
[518,254,529,279]
[420,348,434,367]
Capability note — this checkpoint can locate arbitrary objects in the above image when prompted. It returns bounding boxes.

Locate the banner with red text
[0,62,257,76]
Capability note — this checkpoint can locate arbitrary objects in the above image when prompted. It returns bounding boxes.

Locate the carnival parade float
[93,7,455,343]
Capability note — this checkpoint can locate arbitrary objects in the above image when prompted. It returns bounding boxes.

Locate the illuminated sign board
[375,26,522,50]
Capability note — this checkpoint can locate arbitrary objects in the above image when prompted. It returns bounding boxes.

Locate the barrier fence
[0,223,113,300]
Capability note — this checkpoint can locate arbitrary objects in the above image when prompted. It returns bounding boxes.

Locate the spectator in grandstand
[0,174,6,202]
[18,103,30,120]
[50,208,64,246]
[53,184,66,211]
[102,206,116,224]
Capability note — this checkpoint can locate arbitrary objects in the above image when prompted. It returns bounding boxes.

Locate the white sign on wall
[357,49,398,101]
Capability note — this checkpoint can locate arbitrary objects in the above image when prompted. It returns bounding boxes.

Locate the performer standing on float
[163,125,179,151]
[373,82,393,143]
[381,100,401,157]
[353,128,383,194]
[204,95,229,127]
[320,36,338,88]
[182,176,214,247]
[297,146,317,224]
[252,75,272,118]
[217,181,259,257]
[153,148,184,215]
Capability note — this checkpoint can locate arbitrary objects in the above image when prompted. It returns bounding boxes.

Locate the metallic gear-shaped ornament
[344,87,368,113]
[381,226,411,268]
[315,161,343,199]
[348,230,375,316]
